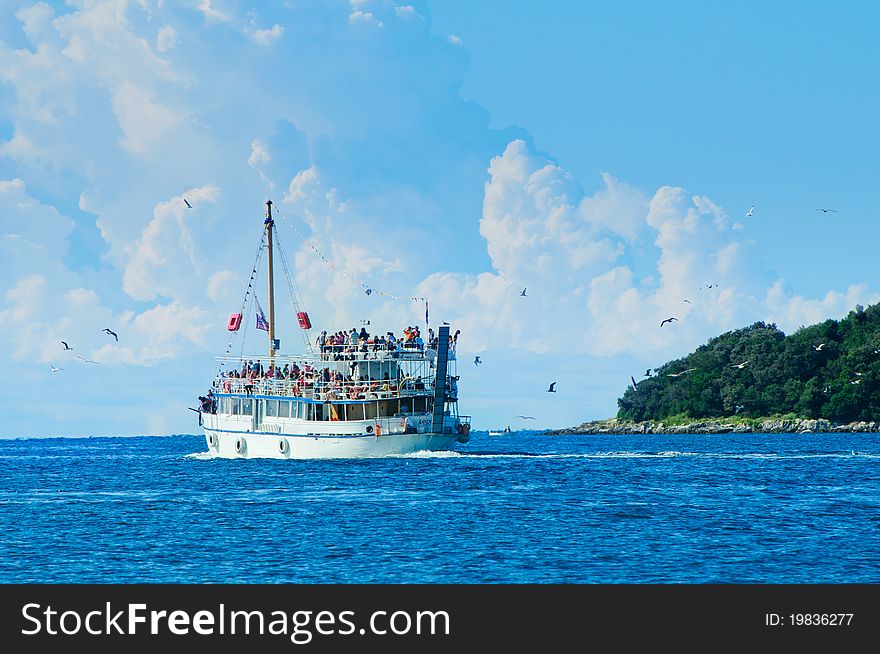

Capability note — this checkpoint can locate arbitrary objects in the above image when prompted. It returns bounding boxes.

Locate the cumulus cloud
[246,23,284,47]
[394,5,421,21]
[121,187,221,302]
[349,11,384,28]
[156,25,178,52]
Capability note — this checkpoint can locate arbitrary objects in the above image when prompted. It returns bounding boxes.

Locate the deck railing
[212,375,453,402]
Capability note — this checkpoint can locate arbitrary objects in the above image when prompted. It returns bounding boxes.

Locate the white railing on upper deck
[212,375,447,402]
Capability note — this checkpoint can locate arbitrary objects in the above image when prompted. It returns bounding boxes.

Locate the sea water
[1,432,878,583]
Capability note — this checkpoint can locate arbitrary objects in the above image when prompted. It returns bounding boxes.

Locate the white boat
[488,427,512,436]
[198,201,471,458]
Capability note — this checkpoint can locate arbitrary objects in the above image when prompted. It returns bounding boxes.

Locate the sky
[1,0,878,437]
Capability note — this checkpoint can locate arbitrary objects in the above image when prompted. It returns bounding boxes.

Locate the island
[550,303,880,434]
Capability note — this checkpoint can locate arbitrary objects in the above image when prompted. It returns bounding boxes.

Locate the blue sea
[1,431,878,583]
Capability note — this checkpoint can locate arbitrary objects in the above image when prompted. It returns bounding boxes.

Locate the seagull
[630,376,638,391]
[815,208,837,213]
[680,299,691,304]
[102,328,118,342]
[365,288,373,296]
[734,404,744,414]
[645,369,652,377]
[703,282,718,289]
[547,382,557,393]
[746,205,755,217]
[50,364,63,373]
[61,341,73,351]
[520,288,527,297]
[184,198,193,209]
[516,415,536,420]
[75,355,99,364]
[441,321,450,325]
[474,356,481,366]
[813,343,826,351]
[660,317,678,327]
[667,368,696,378]
[851,380,862,385]
[731,360,750,369]
[854,371,864,376]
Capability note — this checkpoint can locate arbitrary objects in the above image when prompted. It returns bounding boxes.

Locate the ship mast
[265,199,276,367]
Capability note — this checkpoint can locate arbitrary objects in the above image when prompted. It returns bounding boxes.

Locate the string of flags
[275,211,431,322]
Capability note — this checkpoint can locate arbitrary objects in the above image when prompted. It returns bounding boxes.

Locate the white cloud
[111,82,182,154]
[248,138,270,168]
[198,0,230,23]
[394,6,421,21]
[156,25,178,52]
[764,280,880,332]
[349,11,384,28]
[121,187,221,301]
[246,23,284,47]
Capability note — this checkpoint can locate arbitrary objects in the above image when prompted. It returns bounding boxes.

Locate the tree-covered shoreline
[617,304,880,423]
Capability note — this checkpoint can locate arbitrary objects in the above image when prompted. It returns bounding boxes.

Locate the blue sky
[1,1,878,436]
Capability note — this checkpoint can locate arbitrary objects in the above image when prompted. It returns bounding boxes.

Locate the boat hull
[204,429,462,459]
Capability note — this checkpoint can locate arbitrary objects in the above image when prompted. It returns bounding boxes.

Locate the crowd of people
[211,324,460,403]
[315,325,460,361]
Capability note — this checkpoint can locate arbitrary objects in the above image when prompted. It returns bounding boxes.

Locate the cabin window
[378,399,398,417]
[347,403,365,421]
[278,400,290,418]
[314,403,325,421]
[265,399,277,417]
[412,396,428,413]
[305,403,314,421]
[240,399,253,415]
[364,402,377,420]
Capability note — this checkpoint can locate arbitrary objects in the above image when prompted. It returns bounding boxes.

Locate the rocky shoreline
[547,417,880,435]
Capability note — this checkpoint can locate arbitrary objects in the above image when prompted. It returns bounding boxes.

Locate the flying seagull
[645,369,652,377]
[102,328,118,342]
[184,198,193,209]
[516,415,536,420]
[75,355,99,364]
[660,317,678,327]
[746,205,755,217]
[731,360,750,369]
[815,208,837,213]
[734,404,744,414]
[50,364,63,373]
[813,343,826,351]
[680,299,691,304]
[854,371,864,376]
[547,382,557,393]
[474,356,482,366]
[851,379,862,385]
[441,321,450,325]
[630,376,638,391]
[61,341,73,351]
[667,368,696,378]
[704,283,718,289]
[520,288,527,297]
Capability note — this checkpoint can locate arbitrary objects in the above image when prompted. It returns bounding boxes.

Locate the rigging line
[272,210,429,303]
[220,230,266,371]
[273,223,314,354]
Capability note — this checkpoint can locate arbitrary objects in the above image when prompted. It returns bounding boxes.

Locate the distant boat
[488,426,512,436]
